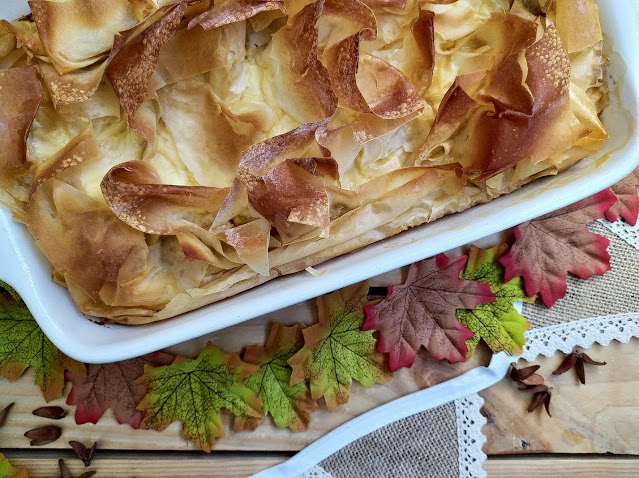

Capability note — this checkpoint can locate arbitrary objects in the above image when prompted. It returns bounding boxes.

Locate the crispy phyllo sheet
[0,0,611,324]
[0,66,42,183]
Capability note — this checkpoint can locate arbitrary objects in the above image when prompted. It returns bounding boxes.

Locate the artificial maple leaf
[0,280,20,301]
[362,254,494,371]
[499,189,617,307]
[65,351,174,428]
[289,281,392,411]
[237,323,318,432]
[0,290,86,402]
[0,453,29,478]
[456,245,533,357]
[136,343,262,452]
[552,350,606,385]
[606,168,639,225]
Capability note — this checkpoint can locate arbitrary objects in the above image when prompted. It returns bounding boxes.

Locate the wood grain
[1,453,290,478]
[0,267,490,451]
[484,457,639,477]
[1,455,637,477]
[481,338,639,455]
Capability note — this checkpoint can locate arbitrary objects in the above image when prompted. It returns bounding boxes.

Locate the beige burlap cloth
[307,222,638,478]
[319,402,459,478]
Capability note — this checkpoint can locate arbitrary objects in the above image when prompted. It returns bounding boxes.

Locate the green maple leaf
[0,287,85,402]
[136,343,263,452]
[456,245,534,357]
[0,453,29,478]
[289,281,392,412]
[0,281,20,301]
[236,323,317,432]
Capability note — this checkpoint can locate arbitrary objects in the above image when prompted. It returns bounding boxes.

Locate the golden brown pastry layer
[0,0,608,323]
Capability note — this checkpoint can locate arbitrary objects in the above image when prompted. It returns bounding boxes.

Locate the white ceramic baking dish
[1,0,637,364]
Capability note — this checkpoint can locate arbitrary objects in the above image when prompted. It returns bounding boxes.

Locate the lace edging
[521,312,639,361]
[598,218,639,250]
[455,394,487,478]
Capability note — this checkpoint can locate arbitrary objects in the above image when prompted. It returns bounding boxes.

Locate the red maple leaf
[362,254,494,371]
[499,189,617,308]
[66,352,174,428]
[605,168,639,226]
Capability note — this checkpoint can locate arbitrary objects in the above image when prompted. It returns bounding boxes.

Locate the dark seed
[516,364,541,380]
[0,402,14,428]
[33,406,67,420]
[579,352,606,367]
[553,353,577,375]
[59,459,72,478]
[78,472,97,478]
[24,425,62,446]
[527,391,547,413]
[528,390,552,417]
[88,442,97,464]
[70,440,88,462]
[520,384,549,394]
[70,440,97,467]
[543,393,552,418]
[519,373,545,386]
[576,358,586,385]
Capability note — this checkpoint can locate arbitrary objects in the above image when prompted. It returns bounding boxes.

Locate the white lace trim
[598,218,639,250]
[455,394,487,478]
[521,312,639,361]
[298,466,334,478]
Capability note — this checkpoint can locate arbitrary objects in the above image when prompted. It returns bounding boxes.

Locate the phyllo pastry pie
[0,0,608,324]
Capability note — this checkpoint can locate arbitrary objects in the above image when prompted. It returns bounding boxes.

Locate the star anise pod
[524,385,552,417]
[553,350,606,384]
[509,363,545,386]
[509,363,552,417]
[69,440,98,467]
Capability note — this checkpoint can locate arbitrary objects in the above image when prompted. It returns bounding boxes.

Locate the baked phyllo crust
[0,0,608,323]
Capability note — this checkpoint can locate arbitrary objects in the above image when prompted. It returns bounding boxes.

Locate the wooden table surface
[1,268,637,477]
